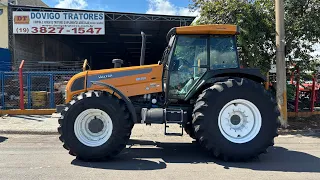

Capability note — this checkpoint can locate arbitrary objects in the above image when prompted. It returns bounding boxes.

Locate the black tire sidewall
[63,95,130,159]
[184,123,196,139]
[199,80,278,158]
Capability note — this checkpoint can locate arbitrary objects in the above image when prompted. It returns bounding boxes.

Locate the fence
[12,60,83,72]
[0,71,78,110]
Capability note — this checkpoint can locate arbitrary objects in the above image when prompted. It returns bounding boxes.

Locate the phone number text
[15,27,103,34]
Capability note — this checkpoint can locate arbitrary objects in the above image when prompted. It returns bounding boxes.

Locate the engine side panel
[65,64,163,102]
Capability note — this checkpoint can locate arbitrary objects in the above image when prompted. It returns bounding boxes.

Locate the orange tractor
[58,24,280,162]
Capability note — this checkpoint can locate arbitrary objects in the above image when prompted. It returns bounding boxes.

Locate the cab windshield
[168,35,239,98]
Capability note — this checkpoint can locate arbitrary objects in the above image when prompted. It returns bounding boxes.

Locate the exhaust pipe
[140,31,146,66]
[112,59,123,68]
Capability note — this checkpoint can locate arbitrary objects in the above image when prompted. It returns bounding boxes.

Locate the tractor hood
[65,64,163,103]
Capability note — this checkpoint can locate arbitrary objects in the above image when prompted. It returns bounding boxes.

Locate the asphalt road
[0,125,320,180]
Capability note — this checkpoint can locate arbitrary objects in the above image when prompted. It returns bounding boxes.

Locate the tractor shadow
[219,146,320,173]
[10,115,51,122]
[71,139,320,172]
[72,157,167,171]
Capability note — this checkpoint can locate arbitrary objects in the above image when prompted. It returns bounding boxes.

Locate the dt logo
[14,16,30,24]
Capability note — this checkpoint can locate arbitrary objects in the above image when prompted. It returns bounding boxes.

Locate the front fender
[91,81,138,123]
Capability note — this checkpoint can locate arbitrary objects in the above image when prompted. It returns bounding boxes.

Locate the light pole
[275,0,287,126]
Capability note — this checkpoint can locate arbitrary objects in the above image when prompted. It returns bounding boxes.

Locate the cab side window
[210,36,238,69]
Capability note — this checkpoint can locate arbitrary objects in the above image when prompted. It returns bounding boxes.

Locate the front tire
[192,78,279,161]
[58,91,133,161]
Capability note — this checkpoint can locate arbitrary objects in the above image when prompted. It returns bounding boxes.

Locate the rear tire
[192,78,279,161]
[58,91,134,161]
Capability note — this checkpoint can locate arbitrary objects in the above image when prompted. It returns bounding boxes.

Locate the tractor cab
[161,25,240,99]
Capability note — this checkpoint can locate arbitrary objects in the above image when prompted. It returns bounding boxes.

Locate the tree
[190,0,320,74]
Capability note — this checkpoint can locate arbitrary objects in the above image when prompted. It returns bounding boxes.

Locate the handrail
[82,59,88,71]
[295,67,300,113]
[19,60,25,110]
[310,75,316,112]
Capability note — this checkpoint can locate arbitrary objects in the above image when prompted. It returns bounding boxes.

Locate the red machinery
[288,67,319,112]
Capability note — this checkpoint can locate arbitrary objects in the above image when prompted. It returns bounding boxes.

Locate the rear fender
[206,68,266,82]
[185,68,266,101]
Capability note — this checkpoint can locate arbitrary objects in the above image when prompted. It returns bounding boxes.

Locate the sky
[313,44,320,57]
[42,0,199,16]
[41,0,319,56]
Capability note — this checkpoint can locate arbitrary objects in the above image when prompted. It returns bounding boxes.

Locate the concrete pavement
[0,114,58,134]
[0,114,184,136]
[1,114,320,136]
[0,126,320,180]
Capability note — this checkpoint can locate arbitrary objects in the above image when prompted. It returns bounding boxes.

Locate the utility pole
[275,0,287,126]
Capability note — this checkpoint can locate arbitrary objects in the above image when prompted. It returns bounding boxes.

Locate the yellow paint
[264,72,269,90]
[279,91,288,127]
[283,91,287,120]
[0,5,9,49]
[264,82,269,90]
[0,109,56,115]
[288,111,320,117]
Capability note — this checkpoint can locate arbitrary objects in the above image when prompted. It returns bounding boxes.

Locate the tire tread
[192,78,279,161]
[58,90,133,161]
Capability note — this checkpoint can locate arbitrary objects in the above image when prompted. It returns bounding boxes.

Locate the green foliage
[190,0,320,74]
[287,83,295,100]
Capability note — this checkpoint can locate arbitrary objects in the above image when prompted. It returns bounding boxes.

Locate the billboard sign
[13,11,105,35]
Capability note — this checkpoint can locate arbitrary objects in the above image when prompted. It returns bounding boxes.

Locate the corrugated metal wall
[13,34,84,71]
[15,35,43,64]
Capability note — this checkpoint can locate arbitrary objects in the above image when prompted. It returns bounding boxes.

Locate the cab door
[166,35,209,99]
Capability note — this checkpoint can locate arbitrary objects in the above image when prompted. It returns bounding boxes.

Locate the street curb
[1,128,320,136]
[278,129,320,135]
[0,109,56,116]
[0,130,59,135]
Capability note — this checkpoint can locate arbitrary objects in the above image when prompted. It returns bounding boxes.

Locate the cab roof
[173,24,240,36]
[177,24,239,35]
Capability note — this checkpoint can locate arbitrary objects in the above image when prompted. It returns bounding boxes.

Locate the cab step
[164,108,185,136]
[140,107,187,136]
[164,124,184,136]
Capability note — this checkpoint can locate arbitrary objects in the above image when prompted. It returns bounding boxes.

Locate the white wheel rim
[218,99,262,144]
[74,109,113,147]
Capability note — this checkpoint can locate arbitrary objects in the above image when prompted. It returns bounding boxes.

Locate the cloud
[146,0,176,15]
[89,0,109,11]
[55,0,88,9]
[146,0,199,17]
[178,7,199,17]
[312,43,320,57]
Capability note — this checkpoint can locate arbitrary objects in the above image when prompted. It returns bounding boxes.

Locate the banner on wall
[13,11,105,35]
